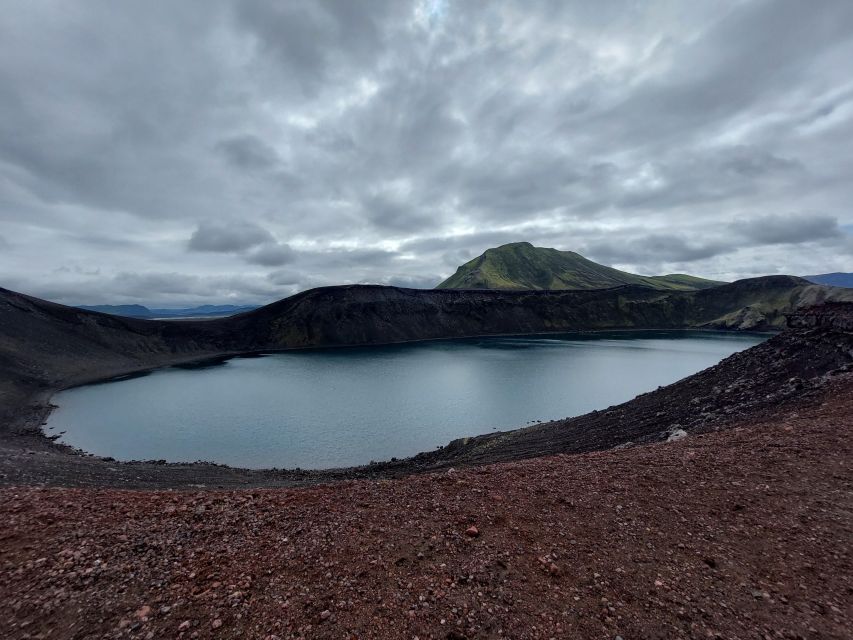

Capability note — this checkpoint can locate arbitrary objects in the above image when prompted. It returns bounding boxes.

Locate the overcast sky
[1,0,852,306]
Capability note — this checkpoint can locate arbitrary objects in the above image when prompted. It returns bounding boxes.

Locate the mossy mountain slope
[436,242,725,291]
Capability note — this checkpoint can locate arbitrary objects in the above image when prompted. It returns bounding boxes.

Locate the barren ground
[2,374,851,640]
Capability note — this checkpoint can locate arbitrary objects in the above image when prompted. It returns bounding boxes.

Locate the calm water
[48,331,765,469]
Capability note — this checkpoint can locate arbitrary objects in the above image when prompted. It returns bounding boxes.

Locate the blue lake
[48,331,765,469]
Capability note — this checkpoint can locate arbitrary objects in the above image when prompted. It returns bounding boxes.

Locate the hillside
[805,272,853,288]
[436,242,725,290]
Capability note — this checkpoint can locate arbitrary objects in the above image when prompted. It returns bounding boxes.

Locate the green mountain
[436,242,726,291]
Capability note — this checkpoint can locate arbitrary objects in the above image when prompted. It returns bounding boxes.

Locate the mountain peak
[437,243,726,291]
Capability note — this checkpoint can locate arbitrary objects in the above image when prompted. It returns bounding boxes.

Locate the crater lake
[47,331,766,469]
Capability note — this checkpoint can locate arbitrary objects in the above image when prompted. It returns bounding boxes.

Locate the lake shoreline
[1,282,848,488]
[47,331,766,470]
[3,316,849,488]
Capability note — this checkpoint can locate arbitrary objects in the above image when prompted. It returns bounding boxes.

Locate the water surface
[49,331,765,469]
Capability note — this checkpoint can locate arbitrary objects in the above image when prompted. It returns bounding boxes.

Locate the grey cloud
[1,0,852,303]
[0,2,230,219]
[400,231,526,255]
[566,0,853,149]
[602,147,805,214]
[583,234,733,266]
[217,135,280,171]
[579,213,845,268]
[233,0,404,97]
[264,248,403,290]
[267,269,303,287]
[188,221,275,253]
[108,271,283,305]
[719,147,801,179]
[731,213,842,245]
[265,269,333,293]
[385,275,443,289]
[301,248,400,269]
[53,265,101,277]
[113,272,203,296]
[361,191,433,232]
[5,270,284,307]
[453,154,583,218]
[246,243,296,266]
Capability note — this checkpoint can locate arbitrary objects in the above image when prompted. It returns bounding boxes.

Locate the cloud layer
[1,0,851,305]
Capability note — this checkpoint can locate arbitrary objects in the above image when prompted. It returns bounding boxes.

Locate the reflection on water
[48,331,766,469]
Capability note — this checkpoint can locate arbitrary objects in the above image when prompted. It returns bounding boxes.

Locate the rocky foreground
[2,370,851,639]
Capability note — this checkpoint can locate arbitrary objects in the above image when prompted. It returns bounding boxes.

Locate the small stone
[464,526,479,537]
[667,429,688,442]
[320,609,331,621]
[135,605,151,620]
[212,619,223,629]
[178,620,191,632]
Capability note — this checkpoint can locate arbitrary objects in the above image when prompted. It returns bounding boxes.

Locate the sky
[1,0,852,307]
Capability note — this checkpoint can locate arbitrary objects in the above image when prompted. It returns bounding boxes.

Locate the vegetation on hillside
[436,242,725,291]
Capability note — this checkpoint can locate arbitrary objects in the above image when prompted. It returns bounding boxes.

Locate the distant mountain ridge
[437,242,726,291]
[805,273,853,288]
[77,303,258,319]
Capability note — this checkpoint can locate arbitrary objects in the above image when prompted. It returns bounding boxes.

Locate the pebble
[465,526,480,537]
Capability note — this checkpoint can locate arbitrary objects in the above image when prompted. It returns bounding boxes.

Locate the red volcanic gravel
[2,377,852,640]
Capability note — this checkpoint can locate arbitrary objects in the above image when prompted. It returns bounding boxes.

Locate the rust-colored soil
[2,376,851,640]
